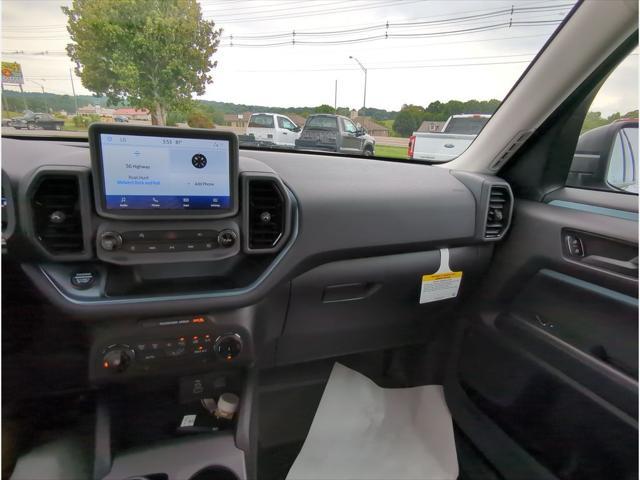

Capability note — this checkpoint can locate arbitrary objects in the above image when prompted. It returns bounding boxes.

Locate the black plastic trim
[19,165,93,261]
[242,173,292,254]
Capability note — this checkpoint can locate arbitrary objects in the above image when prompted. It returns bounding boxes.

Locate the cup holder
[189,466,239,480]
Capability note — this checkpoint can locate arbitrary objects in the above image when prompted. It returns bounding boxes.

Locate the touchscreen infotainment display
[99,133,232,212]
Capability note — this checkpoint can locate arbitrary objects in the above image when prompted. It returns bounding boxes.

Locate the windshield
[2,0,582,161]
[305,116,338,130]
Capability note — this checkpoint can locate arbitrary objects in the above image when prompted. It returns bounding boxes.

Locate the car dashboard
[1,130,513,385]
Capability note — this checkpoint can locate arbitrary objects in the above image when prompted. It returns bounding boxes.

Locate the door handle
[582,255,639,275]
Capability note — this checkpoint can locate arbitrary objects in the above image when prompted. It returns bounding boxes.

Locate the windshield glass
[2,0,581,161]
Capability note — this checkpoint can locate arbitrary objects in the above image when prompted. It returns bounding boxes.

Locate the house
[77,104,115,117]
[417,121,445,133]
[223,112,252,128]
[114,108,150,121]
[353,116,389,137]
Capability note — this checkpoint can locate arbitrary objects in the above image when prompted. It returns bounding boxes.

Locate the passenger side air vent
[31,175,85,254]
[247,178,287,251]
[484,185,511,239]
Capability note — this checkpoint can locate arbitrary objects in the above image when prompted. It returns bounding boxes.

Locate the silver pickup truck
[408,114,491,162]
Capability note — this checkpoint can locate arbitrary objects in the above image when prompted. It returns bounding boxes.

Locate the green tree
[314,104,336,114]
[63,0,221,125]
[187,111,213,129]
[581,111,609,133]
[393,109,421,136]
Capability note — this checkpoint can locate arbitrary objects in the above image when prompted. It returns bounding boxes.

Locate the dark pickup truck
[295,114,376,156]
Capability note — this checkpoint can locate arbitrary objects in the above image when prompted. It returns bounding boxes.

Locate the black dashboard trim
[18,165,94,261]
[31,185,300,307]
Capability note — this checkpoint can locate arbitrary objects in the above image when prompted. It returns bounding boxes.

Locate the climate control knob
[100,231,123,251]
[217,229,237,248]
[214,333,243,360]
[102,345,135,373]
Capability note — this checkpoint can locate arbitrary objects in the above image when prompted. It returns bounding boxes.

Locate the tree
[393,109,420,136]
[63,0,221,125]
[187,111,213,129]
[313,104,336,114]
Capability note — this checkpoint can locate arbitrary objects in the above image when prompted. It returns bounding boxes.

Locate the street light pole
[349,56,367,109]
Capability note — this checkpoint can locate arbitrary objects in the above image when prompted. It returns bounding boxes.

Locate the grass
[374,144,408,160]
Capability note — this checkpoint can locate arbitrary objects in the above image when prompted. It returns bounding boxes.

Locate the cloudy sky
[1,0,637,115]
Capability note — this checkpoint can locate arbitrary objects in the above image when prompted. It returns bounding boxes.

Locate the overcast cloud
[2,0,637,115]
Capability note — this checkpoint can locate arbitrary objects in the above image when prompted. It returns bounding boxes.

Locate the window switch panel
[565,234,585,257]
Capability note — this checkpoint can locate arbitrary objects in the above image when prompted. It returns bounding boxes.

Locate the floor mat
[286,363,459,480]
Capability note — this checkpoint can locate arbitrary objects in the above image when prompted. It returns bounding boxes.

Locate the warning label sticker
[419,248,463,304]
[419,271,462,304]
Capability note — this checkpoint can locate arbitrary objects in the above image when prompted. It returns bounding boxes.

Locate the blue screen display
[100,133,231,211]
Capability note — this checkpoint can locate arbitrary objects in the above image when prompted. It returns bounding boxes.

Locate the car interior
[1,1,638,480]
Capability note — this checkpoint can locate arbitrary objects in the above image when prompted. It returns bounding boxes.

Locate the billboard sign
[2,62,24,85]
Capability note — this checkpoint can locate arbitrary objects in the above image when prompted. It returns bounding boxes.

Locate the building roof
[286,113,306,127]
[353,116,389,133]
[114,108,149,115]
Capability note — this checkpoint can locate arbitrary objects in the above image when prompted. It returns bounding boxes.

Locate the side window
[277,116,295,130]
[248,114,274,128]
[342,119,357,134]
[567,50,638,194]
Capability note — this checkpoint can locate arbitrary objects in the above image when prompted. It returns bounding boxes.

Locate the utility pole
[348,56,367,109]
[1,85,9,113]
[334,79,338,113]
[69,68,78,115]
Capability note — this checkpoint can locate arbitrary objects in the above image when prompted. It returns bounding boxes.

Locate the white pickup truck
[408,114,491,162]
[245,113,301,147]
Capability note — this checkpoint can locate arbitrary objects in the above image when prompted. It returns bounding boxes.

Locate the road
[3,126,410,147]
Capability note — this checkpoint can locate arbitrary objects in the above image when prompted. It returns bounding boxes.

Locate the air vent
[484,185,511,238]
[31,175,85,254]
[248,179,285,250]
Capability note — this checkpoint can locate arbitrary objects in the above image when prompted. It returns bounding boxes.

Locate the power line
[225,20,562,47]
[203,0,425,24]
[222,3,571,40]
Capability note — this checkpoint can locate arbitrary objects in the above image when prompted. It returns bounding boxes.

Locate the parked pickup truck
[408,114,491,162]
[8,112,65,131]
[295,114,376,156]
[245,113,301,147]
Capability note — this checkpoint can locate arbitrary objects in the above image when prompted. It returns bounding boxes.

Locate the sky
[1,0,637,115]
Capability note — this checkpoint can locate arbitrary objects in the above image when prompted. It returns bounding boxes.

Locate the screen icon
[192,153,207,169]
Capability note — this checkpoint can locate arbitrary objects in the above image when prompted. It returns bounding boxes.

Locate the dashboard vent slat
[248,179,285,250]
[31,175,85,254]
[484,185,511,239]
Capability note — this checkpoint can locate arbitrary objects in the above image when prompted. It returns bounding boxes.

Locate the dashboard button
[122,231,163,241]
[71,271,96,289]
[143,244,160,253]
[100,232,123,251]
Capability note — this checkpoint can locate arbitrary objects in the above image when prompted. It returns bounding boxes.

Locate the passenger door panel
[447,197,639,480]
